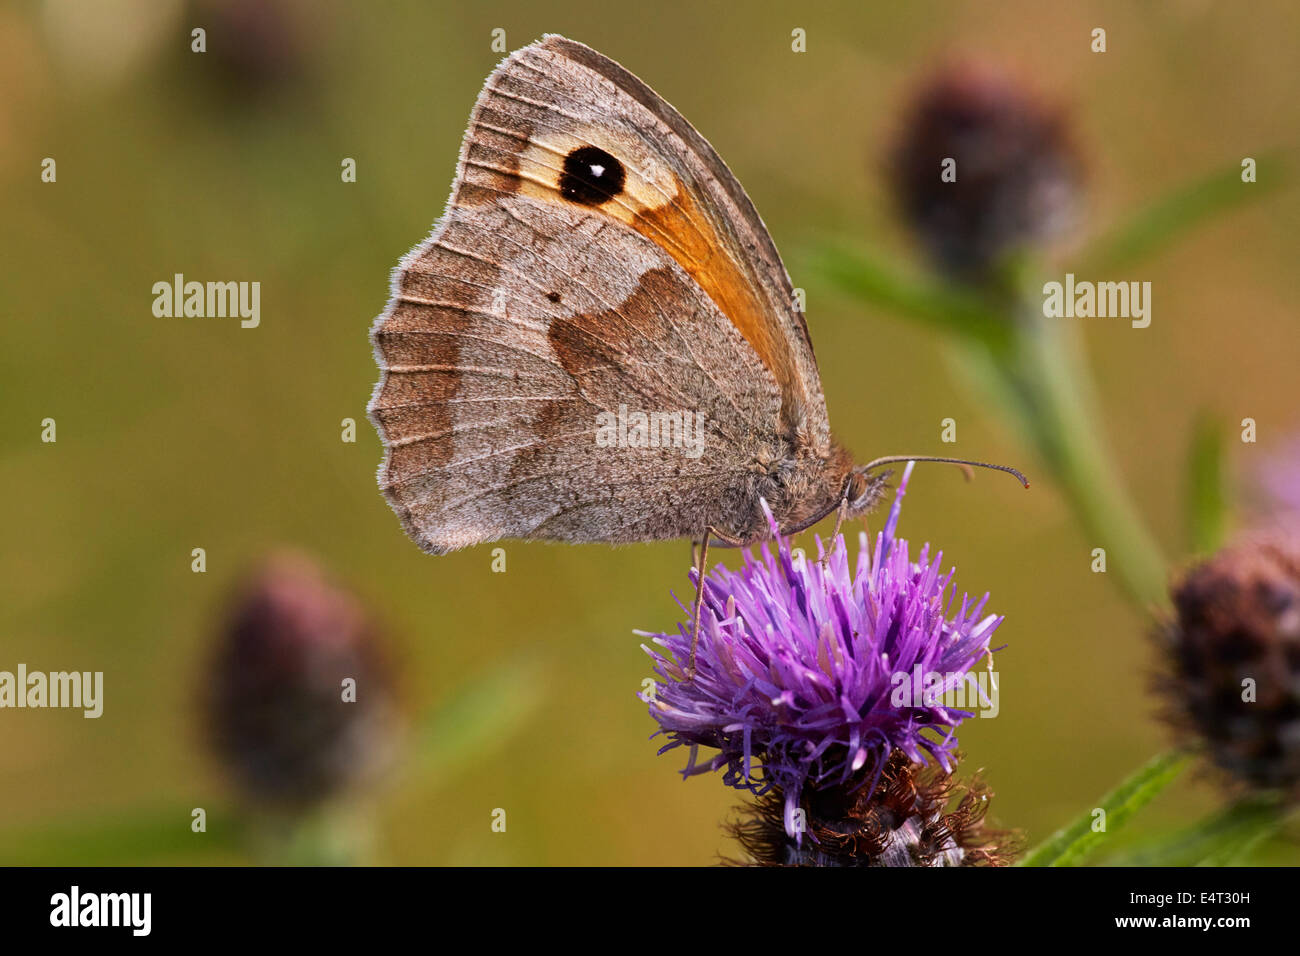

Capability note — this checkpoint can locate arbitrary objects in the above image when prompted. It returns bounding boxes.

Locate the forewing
[368,36,822,553]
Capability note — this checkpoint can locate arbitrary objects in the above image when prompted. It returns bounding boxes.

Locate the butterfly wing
[368,36,834,553]
[531,36,829,437]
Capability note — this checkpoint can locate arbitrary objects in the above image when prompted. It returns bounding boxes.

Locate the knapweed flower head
[205,551,400,809]
[1158,526,1300,796]
[728,750,1016,867]
[890,61,1082,281]
[190,0,313,100]
[641,464,1004,836]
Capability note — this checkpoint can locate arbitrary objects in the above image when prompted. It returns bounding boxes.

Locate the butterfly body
[369,35,884,555]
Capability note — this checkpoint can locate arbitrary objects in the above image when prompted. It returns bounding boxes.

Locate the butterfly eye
[847,471,872,506]
[560,145,626,205]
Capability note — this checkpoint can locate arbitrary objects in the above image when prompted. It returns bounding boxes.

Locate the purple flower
[641,463,1003,836]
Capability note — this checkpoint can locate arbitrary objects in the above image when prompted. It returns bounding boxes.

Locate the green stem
[1007,308,1169,607]
[1104,794,1293,866]
[807,241,1174,608]
[1019,749,1191,867]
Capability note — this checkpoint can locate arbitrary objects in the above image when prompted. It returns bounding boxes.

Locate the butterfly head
[843,467,892,519]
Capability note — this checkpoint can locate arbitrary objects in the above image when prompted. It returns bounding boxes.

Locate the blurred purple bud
[204,551,399,810]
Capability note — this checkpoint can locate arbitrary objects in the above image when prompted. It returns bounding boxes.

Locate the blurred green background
[2,0,1298,865]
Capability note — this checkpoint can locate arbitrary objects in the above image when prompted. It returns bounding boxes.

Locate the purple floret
[641,463,1004,836]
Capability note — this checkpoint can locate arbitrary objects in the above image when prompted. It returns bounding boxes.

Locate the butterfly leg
[830,494,850,539]
[687,533,711,677]
[688,525,744,677]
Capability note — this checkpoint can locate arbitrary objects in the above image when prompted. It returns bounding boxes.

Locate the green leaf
[1081,155,1286,273]
[0,805,242,866]
[410,654,548,788]
[1019,750,1190,867]
[1185,414,1229,556]
[798,239,1014,354]
[1194,805,1290,866]
[1102,795,1291,867]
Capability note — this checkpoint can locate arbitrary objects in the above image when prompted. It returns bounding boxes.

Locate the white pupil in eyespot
[589,164,605,177]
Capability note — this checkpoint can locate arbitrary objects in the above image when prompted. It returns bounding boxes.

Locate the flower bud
[890,62,1082,281]
[1161,527,1300,795]
[204,552,399,809]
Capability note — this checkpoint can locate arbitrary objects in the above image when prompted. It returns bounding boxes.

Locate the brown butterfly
[367,35,1024,592]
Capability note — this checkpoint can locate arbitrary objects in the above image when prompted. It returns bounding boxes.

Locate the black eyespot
[545,291,561,303]
[559,146,625,205]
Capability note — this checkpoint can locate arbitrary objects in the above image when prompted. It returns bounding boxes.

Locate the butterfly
[367,35,1024,577]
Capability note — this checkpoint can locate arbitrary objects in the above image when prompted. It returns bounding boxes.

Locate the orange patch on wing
[630,187,796,400]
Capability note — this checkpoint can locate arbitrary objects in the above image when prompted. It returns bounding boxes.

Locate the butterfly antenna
[861,455,1029,489]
